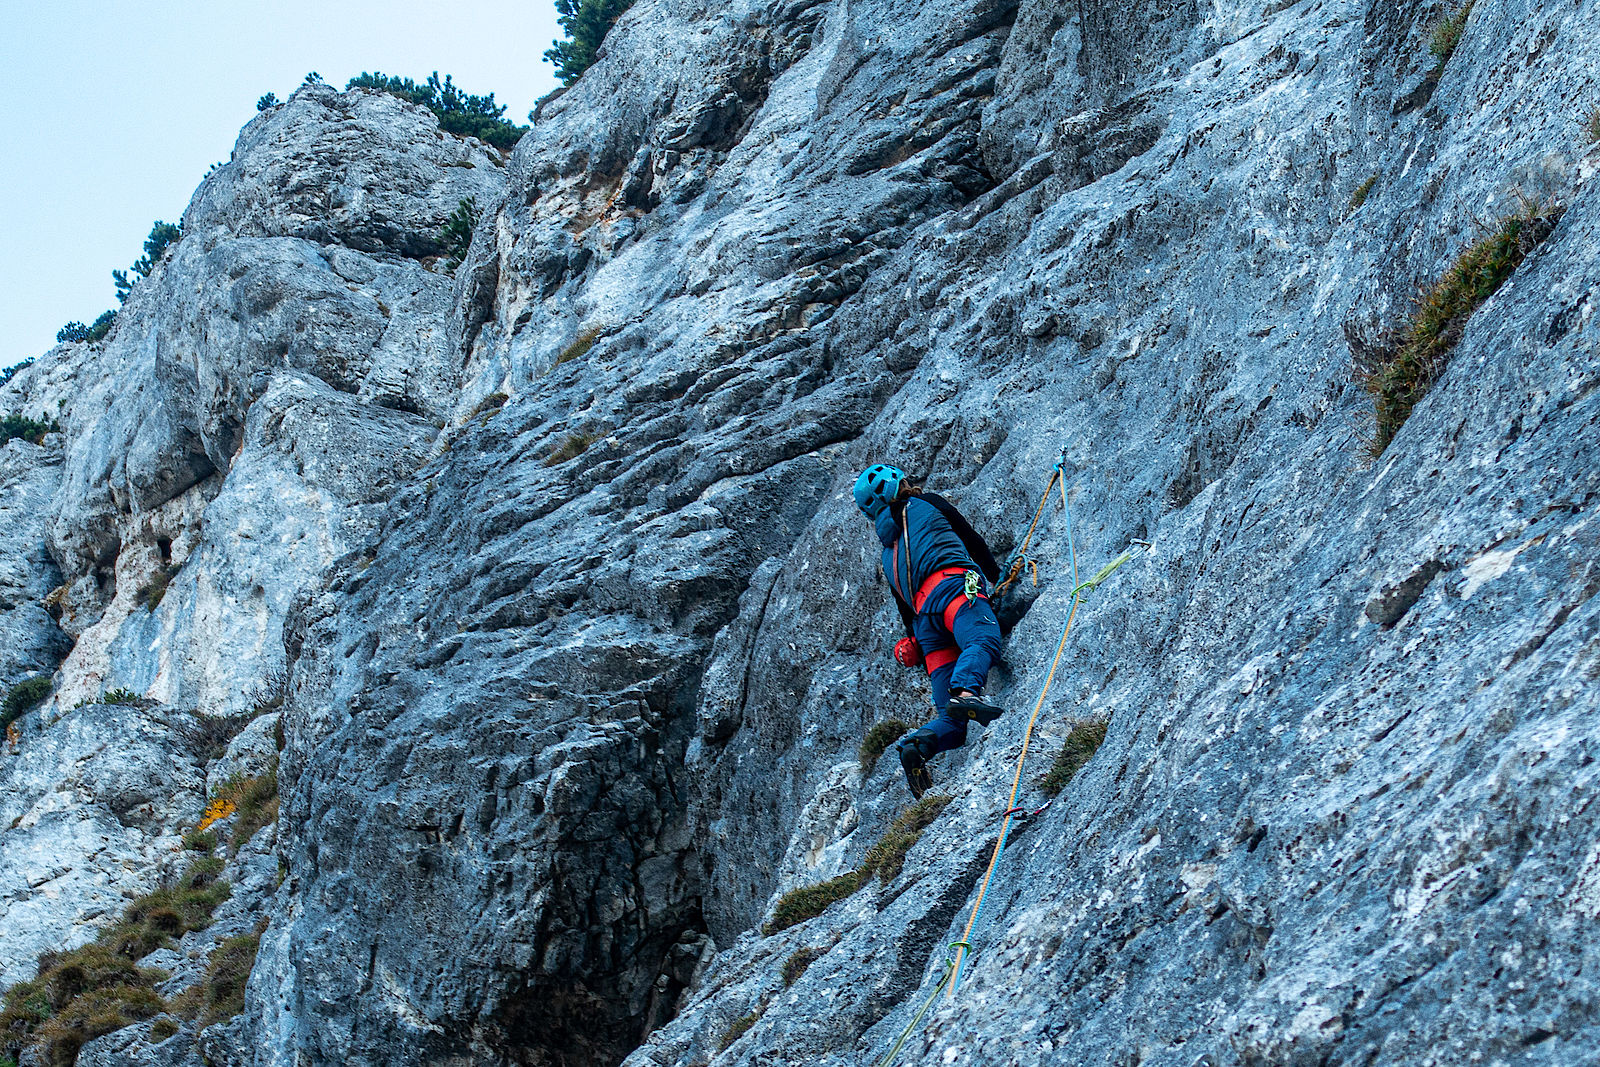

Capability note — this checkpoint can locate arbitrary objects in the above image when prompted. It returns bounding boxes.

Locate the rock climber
[853,464,1005,797]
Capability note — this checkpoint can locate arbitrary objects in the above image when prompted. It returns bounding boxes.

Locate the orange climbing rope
[991,465,1062,601]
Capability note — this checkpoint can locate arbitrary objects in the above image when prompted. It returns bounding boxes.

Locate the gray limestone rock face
[37,82,500,715]
[0,434,70,689]
[0,702,203,988]
[6,0,1600,1065]
[186,82,509,259]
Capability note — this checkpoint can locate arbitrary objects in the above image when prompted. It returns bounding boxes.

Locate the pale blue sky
[0,1,563,370]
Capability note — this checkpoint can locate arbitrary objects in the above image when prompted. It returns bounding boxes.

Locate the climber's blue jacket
[876,493,1000,637]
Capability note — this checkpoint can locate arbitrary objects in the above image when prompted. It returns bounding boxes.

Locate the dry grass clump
[470,392,509,418]
[763,795,953,935]
[717,1006,765,1052]
[204,763,280,852]
[1359,202,1563,455]
[859,794,953,882]
[1038,720,1109,797]
[138,565,178,612]
[0,859,231,1067]
[555,327,603,366]
[858,719,910,773]
[763,871,865,936]
[543,431,598,467]
[781,946,827,986]
[1348,174,1378,212]
[1583,106,1600,146]
[168,933,260,1028]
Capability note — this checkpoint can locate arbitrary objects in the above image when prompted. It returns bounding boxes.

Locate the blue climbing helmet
[853,464,907,519]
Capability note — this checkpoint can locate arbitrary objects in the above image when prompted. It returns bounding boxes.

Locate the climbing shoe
[949,691,1003,726]
[897,732,936,799]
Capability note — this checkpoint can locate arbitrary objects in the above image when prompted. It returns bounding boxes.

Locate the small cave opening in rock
[487,903,712,1067]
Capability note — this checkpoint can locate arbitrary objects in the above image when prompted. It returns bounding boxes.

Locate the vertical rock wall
[2,0,1597,1065]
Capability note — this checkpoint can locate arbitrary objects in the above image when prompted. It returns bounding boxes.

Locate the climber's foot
[898,741,934,799]
[949,691,1003,726]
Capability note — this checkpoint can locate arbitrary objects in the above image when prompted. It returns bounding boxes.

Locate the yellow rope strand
[947,471,1077,997]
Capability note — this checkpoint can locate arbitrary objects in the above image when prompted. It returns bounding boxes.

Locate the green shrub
[256,92,279,111]
[100,688,146,707]
[1,358,33,385]
[717,1006,764,1052]
[113,221,182,304]
[1584,106,1600,146]
[346,72,527,150]
[1,677,52,734]
[1038,720,1108,797]
[781,946,826,986]
[858,719,910,773]
[439,196,478,268]
[764,795,953,934]
[1349,174,1378,212]
[1,414,60,446]
[1360,202,1563,455]
[1428,0,1474,69]
[544,431,598,467]
[545,0,637,85]
[56,310,116,345]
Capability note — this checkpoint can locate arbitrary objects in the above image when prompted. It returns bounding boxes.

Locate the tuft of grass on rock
[782,946,827,986]
[858,794,953,883]
[1039,720,1109,797]
[182,828,217,853]
[471,392,509,418]
[763,872,863,936]
[0,857,231,1067]
[1359,201,1563,455]
[206,762,280,853]
[1428,0,1475,69]
[138,565,178,612]
[182,709,257,767]
[544,431,598,467]
[1583,106,1600,146]
[29,984,165,1067]
[1349,174,1378,212]
[555,327,603,367]
[99,688,147,707]
[858,719,910,773]
[168,933,260,1028]
[717,1006,765,1052]
[148,1017,180,1042]
[763,794,953,935]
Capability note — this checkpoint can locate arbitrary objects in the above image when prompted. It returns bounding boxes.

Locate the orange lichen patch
[196,798,236,832]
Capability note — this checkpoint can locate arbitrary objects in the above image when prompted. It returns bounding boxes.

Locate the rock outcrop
[2,0,1598,1065]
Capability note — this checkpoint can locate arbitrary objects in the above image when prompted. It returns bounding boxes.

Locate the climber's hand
[894,637,924,669]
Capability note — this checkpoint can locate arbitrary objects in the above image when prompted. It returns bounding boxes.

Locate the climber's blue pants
[913,586,1003,755]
